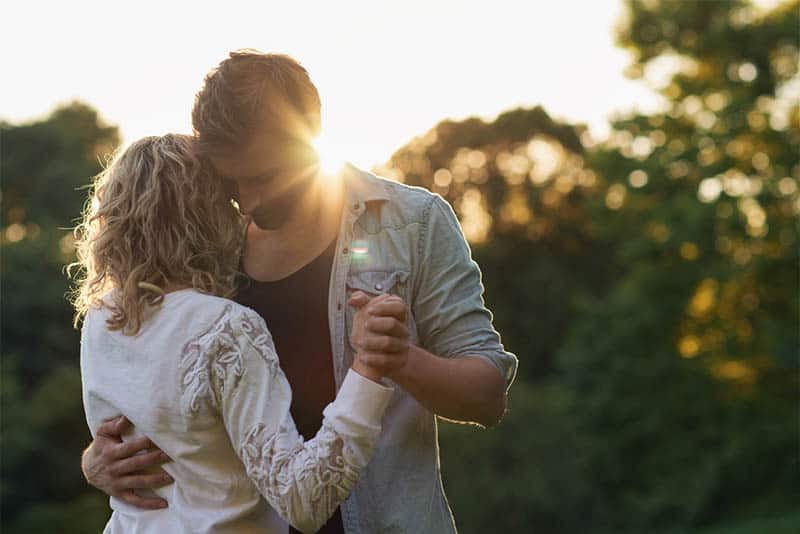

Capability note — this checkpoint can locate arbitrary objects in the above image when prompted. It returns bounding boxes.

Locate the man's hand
[350,292,507,427]
[82,416,173,509]
[349,291,410,378]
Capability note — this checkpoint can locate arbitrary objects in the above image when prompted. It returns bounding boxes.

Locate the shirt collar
[342,162,390,209]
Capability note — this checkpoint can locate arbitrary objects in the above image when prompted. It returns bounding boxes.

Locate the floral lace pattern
[178,303,369,531]
[239,310,280,377]
[180,305,276,414]
[239,419,360,527]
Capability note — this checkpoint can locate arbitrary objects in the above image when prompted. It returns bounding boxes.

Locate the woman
[72,134,398,533]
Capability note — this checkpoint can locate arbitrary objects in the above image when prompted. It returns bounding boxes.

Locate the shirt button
[343,247,349,254]
[374,283,384,291]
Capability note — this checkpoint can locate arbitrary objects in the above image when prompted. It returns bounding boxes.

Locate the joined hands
[348,291,410,382]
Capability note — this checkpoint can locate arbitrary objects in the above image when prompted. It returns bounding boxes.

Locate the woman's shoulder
[182,290,261,318]
[82,289,240,327]
[81,289,269,349]
[172,291,268,341]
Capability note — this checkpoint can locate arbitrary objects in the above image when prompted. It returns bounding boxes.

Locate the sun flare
[313,131,346,175]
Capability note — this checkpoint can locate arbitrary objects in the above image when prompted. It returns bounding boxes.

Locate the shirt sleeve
[209,306,394,533]
[412,195,518,388]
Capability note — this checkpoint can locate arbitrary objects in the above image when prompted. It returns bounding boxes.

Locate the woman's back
[82,290,283,532]
[82,286,397,533]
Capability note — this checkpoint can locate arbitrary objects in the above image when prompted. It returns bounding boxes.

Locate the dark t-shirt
[235,237,344,534]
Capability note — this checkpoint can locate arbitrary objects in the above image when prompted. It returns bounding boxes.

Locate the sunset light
[313,131,347,176]
[2,0,661,169]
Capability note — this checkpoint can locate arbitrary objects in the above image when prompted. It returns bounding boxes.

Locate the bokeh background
[2,1,798,532]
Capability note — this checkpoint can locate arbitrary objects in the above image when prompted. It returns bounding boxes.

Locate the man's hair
[192,50,322,155]
[69,134,243,335]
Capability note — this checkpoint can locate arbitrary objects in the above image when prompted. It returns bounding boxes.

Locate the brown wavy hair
[70,134,243,334]
[191,49,322,156]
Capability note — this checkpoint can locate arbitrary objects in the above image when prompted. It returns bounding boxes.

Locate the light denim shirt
[329,164,518,533]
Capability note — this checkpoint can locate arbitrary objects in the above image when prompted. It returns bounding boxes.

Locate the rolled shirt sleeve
[412,195,518,388]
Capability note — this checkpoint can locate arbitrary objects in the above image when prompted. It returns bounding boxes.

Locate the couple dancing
[75,50,517,533]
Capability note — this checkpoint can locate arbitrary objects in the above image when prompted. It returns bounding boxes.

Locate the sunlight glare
[313,132,346,175]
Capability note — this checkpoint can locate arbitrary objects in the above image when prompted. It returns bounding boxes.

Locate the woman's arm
[198,306,393,533]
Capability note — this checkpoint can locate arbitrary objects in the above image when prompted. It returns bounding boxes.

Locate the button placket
[328,210,344,386]
[333,209,359,384]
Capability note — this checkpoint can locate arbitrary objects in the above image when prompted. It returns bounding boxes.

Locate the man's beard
[249,171,317,230]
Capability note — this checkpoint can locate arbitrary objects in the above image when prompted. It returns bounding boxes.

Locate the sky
[0,0,782,169]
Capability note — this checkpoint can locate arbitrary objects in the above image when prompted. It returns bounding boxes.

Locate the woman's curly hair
[69,133,243,335]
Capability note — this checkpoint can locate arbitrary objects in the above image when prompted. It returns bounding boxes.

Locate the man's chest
[235,246,337,438]
[235,236,336,347]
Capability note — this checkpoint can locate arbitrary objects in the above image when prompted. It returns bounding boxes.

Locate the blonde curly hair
[70,133,243,334]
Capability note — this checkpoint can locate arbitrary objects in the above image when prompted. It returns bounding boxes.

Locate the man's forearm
[389,345,507,427]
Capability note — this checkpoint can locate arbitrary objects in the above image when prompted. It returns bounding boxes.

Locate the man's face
[211,130,320,230]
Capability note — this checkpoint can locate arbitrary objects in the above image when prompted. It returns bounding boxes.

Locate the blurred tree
[563,0,799,528]
[378,0,798,532]
[1,102,119,533]
[376,106,616,381]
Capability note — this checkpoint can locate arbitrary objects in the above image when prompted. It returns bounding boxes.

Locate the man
[82,50,517,533]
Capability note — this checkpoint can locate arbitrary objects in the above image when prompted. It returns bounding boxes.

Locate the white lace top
[80,289,393,533]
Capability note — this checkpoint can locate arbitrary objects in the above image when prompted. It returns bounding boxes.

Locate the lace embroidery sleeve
[206,306,390,533]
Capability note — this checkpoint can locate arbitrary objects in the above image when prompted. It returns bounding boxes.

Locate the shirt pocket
[346,269,410,298]
[345,269,416,351]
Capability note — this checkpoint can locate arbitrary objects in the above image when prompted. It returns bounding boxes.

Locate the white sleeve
[210,306,393,533]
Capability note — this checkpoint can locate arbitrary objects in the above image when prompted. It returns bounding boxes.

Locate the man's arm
[352,195,517,427]
[392,346,506,427]
[82,416,173,509]
[352,302,506,427]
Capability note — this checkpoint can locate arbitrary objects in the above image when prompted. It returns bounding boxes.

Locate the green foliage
[1,103,119,532]
[1,102,118,230]
[382,0,799,532]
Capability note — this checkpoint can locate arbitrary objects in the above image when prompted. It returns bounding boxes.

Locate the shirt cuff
[469,351,518,389]
[323,369,394,436]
